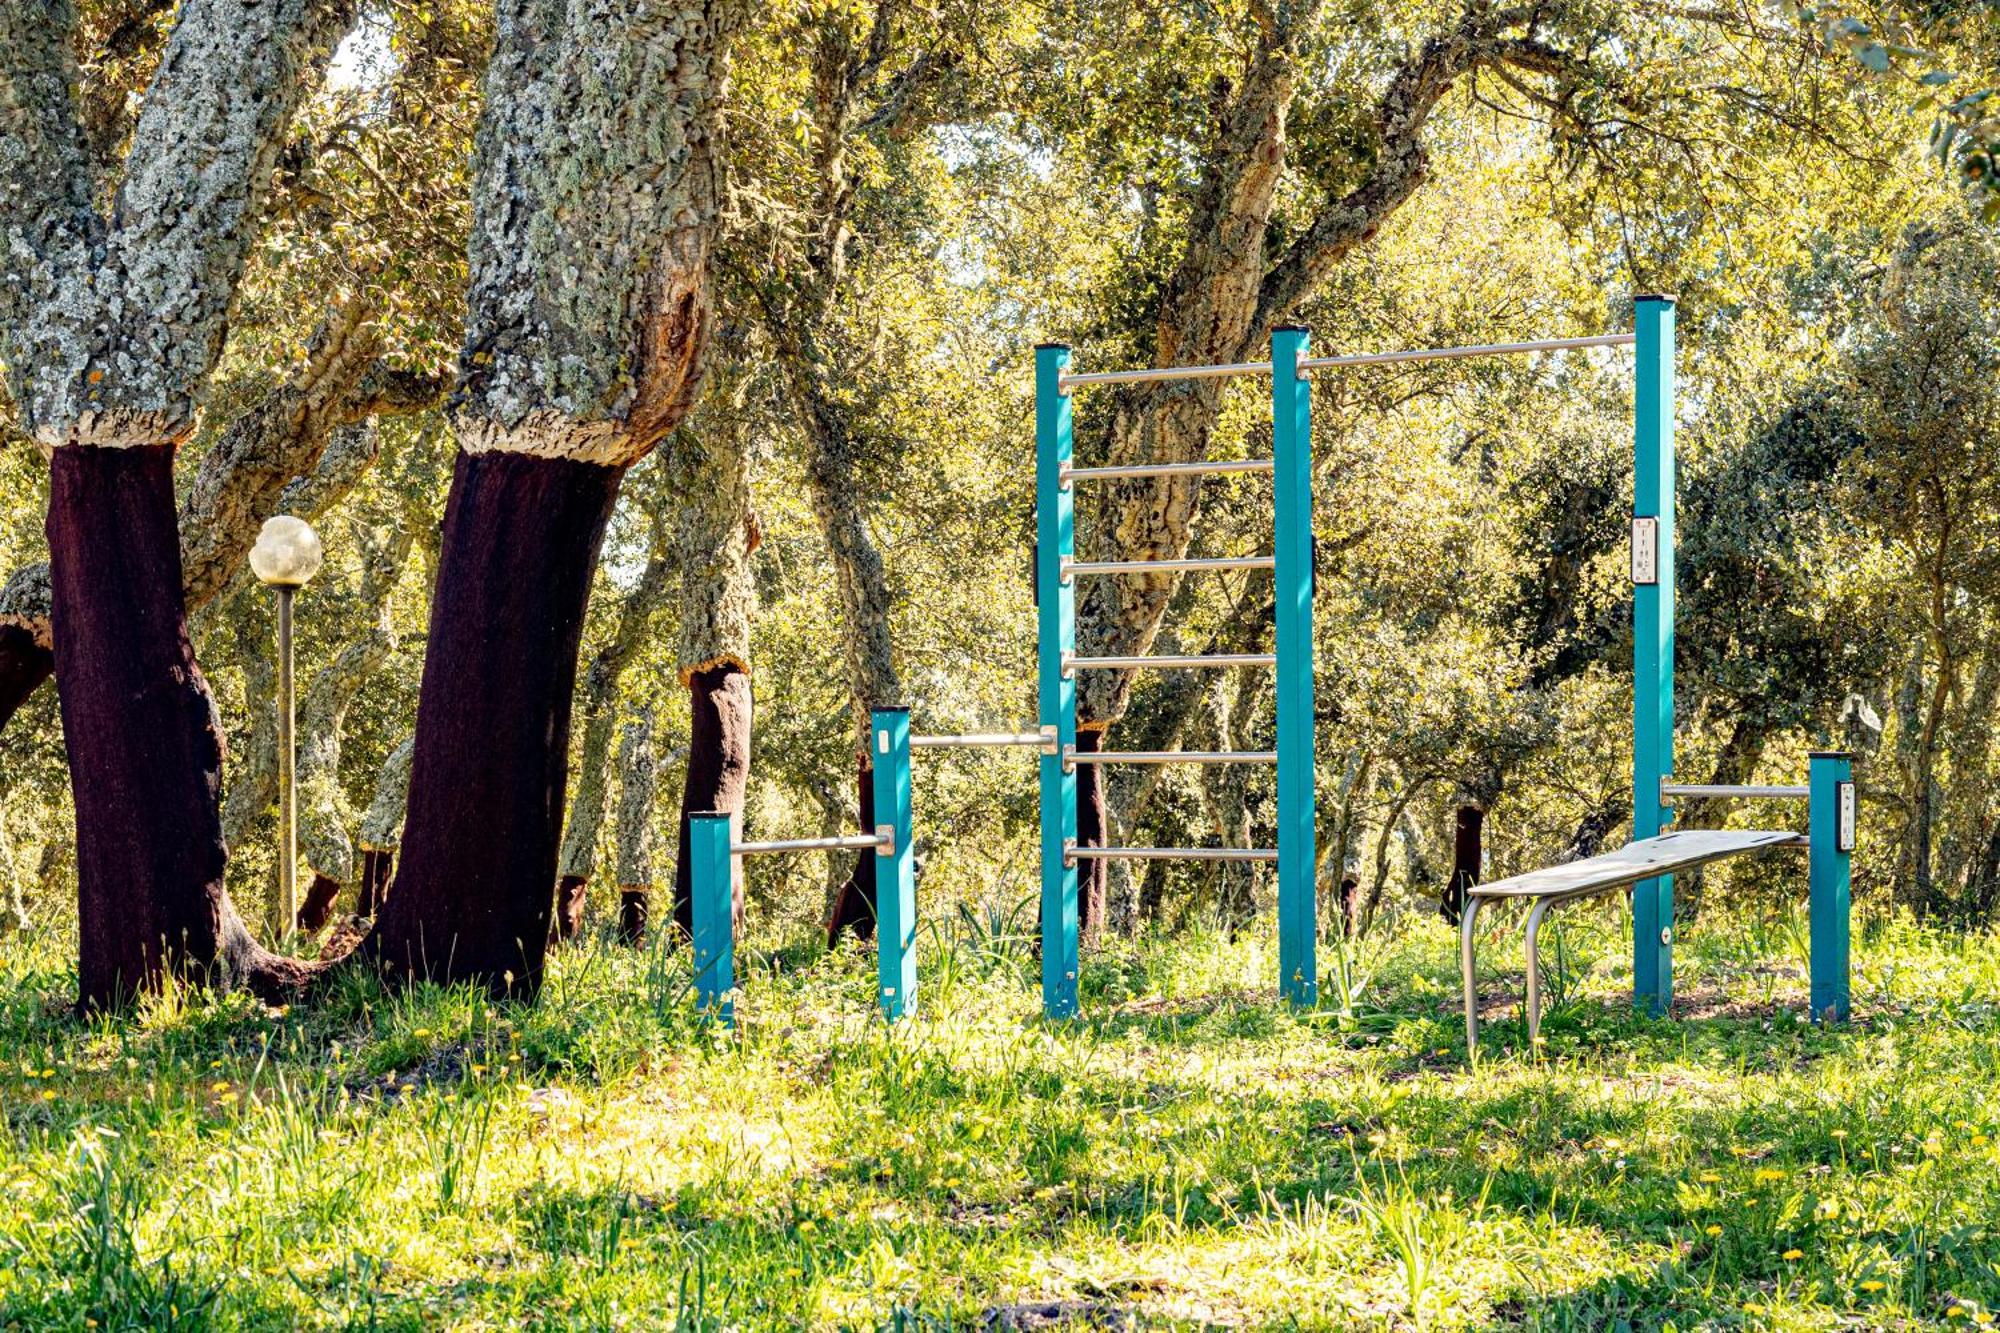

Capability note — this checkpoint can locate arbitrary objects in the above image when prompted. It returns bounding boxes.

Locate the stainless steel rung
[1059,361,1272,391]
[1661,782,1809,800]
[735,834,886,855]
[911,731,1047,749]
[1066,749,1275,765]
[1299,333,1635,371]
[1065,653,1275,670]
[1064,556,1274,576]
[1066,845,1277,863]
[1062,458,1275,482]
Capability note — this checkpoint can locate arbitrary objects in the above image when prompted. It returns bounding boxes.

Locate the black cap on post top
[1273,323,1309,333]
[1034,342,1070,351]
[1634,293,1677,305]
[871,705,912,715]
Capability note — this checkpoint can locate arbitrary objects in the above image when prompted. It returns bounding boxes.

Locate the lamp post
[249,515,324,942]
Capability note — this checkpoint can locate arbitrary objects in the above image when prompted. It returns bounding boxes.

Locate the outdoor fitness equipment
[1456,296,1857,1051]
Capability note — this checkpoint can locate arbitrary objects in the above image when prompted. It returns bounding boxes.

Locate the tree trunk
[47,445,309,1008]
[368,452,623,995]
[613,712,659,945]
[1074,728,1110,941]
[1441,805,1483,927]
[354,735,413,917]
[0,567,54,723]
[674,663,752,935]
[827,757,880,944]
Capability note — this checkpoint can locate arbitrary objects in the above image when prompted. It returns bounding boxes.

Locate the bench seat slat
[1468,829,1806,902]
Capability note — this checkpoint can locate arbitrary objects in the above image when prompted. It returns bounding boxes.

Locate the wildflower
[1698,1171,1722,1183]
[40,1090,54,1102]
[1782,1249,1804,1261]
[1949,1307,1969,1320]
[1975,1134,1991,1148]
[210,1081,230,1093]
[1859,1281,1885,1293]
[1752,1167,1786,1185]
[1743,1302,1765,1315]
[1704,1224,1723,1237]
[1977,1313,1994,1326]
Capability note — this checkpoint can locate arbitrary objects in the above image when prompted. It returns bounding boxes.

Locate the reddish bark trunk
[356,847,393,917]
[671,661,751,935]
[1074,728,1108,941]
[826,757,877,945]
[618,887,649,945]
[367,451,623,997]
[297,872,341,933]
[47,444,310,1009]
[0,623,53,726]
[1441,805,1483,927]
[552,874,588,943]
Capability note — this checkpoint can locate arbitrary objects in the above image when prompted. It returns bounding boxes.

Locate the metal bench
[1460,829,1807,1050]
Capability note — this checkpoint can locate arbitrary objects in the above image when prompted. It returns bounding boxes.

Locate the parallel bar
[911,731,1046,749]
[1808,753,1854,1023]
[1301,333,1634,371]
[689,814,734,1024]
[1632,296,1677,1017]
[1068,846,1278,863]
[1663,783,1808,800]
[1036,344,1080,1021]
[1065,653,1275,670]
[1062,458,1275,482]
[871,708,915,1023]
[1059,360,1272,390]
[1066,749,1275,765]
[734,834,886,855]
[1272,324,1318,1009]
[1064,556,1274,575]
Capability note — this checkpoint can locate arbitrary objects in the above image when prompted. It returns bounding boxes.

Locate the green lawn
[1,902,1996,1330]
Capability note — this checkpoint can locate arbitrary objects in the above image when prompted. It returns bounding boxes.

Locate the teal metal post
[1808,751,1854,1023]
[1036,344,1079,1019]
[871,707,916,1022]
[1632,295,1677,1016]
[1271,326,1317,1007]
[689,812,735,1024]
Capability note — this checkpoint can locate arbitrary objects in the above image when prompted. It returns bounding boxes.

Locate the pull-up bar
[1055,332,1635,393]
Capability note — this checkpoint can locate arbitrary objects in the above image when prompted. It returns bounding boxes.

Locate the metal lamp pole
[249,515,324,943]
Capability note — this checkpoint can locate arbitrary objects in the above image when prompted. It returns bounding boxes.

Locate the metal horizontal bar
[733,835,886,855]
[1300,332,1634,371]
[1059,360,1272,391]
[911,731,1047,749]
[1062,458,1275,482]
[1065,653,1275,670]
[1067,749,1276,765]
[1661,783,1809,800]
[1067,845,1278,863]
[1064,556,1274,576]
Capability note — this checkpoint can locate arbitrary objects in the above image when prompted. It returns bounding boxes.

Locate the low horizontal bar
[911,731,1047,749]
[1064,556,1274,576]
[1065,653,1276,670]
[1062,458,1275,482]
[1067,845,1278,863]
[1067,749,1276,765]
[1661,783,1809,800]
[1300,332,1634,371]
[1059,360,1272,391]
[734,834,886,855]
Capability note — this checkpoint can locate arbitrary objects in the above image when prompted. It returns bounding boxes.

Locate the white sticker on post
[877,729,889,755]
[1837,780,1856,852]
[1631,517,1659,586]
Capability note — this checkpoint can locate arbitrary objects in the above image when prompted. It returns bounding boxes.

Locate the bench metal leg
[1461,896,1483,1054]
[1525,895,1555,1046]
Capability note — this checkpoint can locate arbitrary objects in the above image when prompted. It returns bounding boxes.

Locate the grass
[1,900,1998,1329]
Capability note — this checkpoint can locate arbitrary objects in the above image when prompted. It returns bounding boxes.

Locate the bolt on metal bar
[1067,749,1276,765]
[1065,652,1275,670]
[1662,782,1809,800]
[1300,332,1635,372]
[1066,844,1278,863]
[734,834,887,855]
[1062,458,1275,482]
[1064,556,1275,576]
[911,731,1048,749]
[1059,360,1273,391]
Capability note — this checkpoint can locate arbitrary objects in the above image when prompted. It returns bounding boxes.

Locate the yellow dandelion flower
[1753,1167,1785,1185]
[210,1081,230,1093]
[1975,1134,1991,1148]
[1976,1313,1994,1326]
[1782,1249,1804,1261]
[1860,1281,1886,1293]
[1704,1224,1723,1237]
[1949,1307,1969,1320]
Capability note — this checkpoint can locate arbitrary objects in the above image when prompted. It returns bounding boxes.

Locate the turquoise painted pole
[689,812,735,1024]
[1808,751,1854,1023]
[1271,326,1317,1008]
[1632,294,1677,1017]
[1036,343,1079,1019]
[871,707,916,1021]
